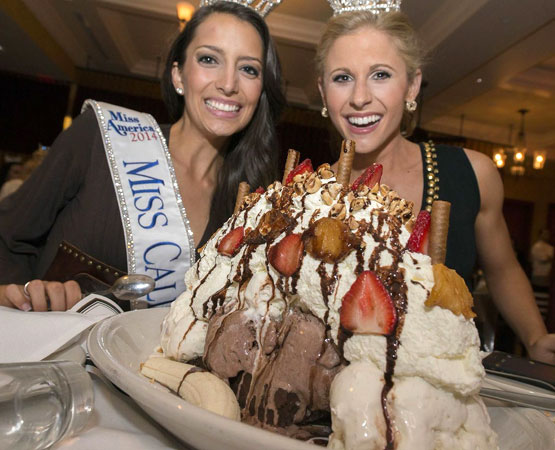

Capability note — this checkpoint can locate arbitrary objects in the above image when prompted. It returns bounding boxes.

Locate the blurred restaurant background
[1,0,555,347]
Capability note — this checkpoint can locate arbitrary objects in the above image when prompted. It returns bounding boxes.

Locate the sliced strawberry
[255,186,265,194]
[406,210,431,254]
[285,159,313,184]
[268,234,304,277]
[217,227,244,256]
[351,163,383,191]
[340,271,397,335]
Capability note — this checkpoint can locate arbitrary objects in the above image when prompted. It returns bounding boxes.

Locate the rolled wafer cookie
[233,181,250,214]
[429,200,451,264]
[282,149,300,184]
[336,140,355,186]
[141,356,241,420]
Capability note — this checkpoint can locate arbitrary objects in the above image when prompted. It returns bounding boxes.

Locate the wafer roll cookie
[282,149,300,184]
[336,140,355,186]
[233,181,250,214]
[429,200,451,264]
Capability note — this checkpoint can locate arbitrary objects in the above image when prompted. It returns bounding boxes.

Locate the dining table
[0,300,189,450]
[2,300,554,450]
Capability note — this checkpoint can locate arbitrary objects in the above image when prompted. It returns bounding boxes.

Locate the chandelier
[492,109,546,175]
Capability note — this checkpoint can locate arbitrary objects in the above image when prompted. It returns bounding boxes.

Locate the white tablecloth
[55,368,190,450]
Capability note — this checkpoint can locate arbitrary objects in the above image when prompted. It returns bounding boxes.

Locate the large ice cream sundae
[143,142,498,449]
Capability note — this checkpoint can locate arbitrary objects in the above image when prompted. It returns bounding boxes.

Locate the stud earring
[321,106,328,118]
[176,87,184,95]
[405,100,417,112]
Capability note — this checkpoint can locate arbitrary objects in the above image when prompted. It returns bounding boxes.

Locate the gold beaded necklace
[422,141,440,212]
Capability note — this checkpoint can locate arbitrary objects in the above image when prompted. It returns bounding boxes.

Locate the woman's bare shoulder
[462,148,500,180]
[462,148,503,207]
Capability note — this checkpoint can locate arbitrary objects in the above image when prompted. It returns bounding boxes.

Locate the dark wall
[0,72,68,154]
[0,71,171,155]
[0,70,338,173]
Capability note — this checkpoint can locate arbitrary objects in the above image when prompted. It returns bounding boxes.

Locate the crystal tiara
[200,0,282,18]
[328,0,402,16]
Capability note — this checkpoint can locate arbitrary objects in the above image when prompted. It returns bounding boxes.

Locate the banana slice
[141,357,240,420]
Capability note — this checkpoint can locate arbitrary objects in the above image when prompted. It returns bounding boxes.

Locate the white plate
[88,309,555,450]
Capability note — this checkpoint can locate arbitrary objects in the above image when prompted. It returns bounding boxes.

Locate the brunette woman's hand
[0,280,81,312]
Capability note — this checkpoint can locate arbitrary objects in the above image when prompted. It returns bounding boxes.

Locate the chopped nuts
[330,203,346,220]
[293,172,309,183]
[243,193,260,207]
[389,199,399,212]
[348,216,359,230]
[350,197,366,212]
[321,190,334,206]
[317,163,334,179]
[327,183,342,200]
[294,182,305,196]
[259,223,272,236]
[305,173,322,194]
[356,184,370,196]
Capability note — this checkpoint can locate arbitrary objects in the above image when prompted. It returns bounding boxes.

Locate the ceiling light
[493,109,545,176]
[177,2,195,30]
[513,151,524,162]
[533,151,546,170]
[493,149,506,168]
[512,109,528,168]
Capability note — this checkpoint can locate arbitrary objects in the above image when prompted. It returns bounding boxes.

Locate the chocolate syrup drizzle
[364,212,409,450]
[176,366,206,394]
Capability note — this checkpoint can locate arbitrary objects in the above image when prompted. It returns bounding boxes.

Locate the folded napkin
[0,295,123,363]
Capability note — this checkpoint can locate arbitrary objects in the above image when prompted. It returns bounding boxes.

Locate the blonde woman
[316,10,554,364]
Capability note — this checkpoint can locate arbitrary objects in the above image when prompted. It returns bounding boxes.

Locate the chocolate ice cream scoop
[203,309,345,432]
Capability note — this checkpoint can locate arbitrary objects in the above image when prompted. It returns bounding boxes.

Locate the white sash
[83,100,195,306]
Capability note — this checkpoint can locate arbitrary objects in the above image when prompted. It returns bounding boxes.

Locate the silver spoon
[93,274,155,301]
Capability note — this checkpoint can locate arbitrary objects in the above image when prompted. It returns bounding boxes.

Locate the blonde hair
[315,11,425,83]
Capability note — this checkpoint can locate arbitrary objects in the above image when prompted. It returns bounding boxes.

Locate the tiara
[200,0,282,18]
[328,0,401,16]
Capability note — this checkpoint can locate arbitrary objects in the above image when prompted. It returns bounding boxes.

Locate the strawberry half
[268,234,304,277]
[255,186,265,194]
[217,227,244,256]
[340,271,397,335]
[406,210,431,254]
[285,159,313,184]
[351,163,383,191]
